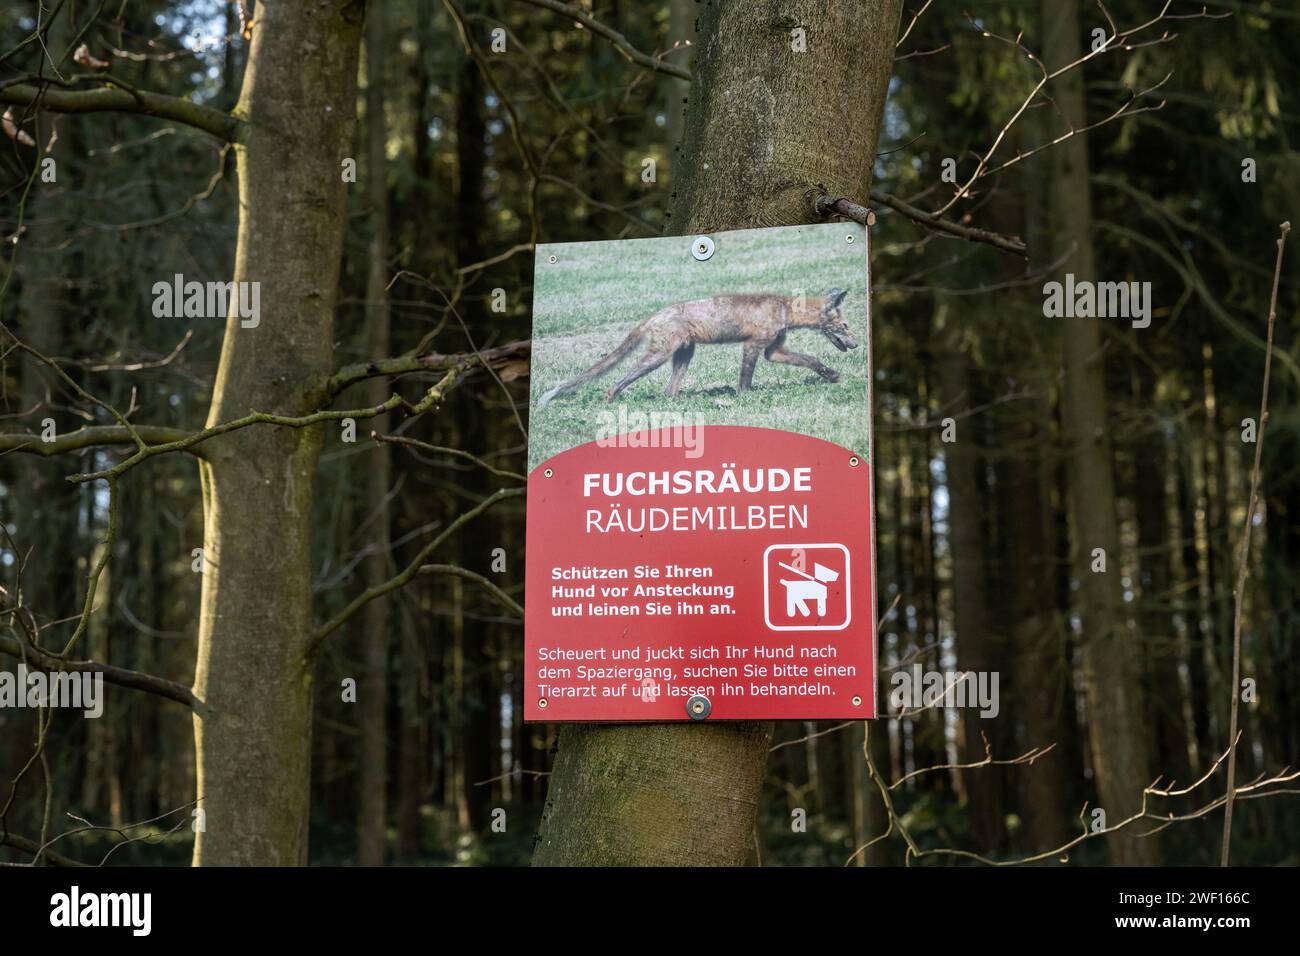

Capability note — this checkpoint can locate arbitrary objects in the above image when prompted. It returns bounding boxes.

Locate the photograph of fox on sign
[524,222,876,722]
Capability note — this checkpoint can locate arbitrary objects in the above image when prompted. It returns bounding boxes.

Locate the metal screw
[686,694,711,720]
[849,456,860,467]
[691,236,715,261]
[544,468,553,478]
[852,696,863,707]
[547,254,557,264]
[846,234,855,243]
[538,698,548,709]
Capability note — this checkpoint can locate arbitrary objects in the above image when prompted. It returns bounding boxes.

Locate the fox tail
[539,323,645,406]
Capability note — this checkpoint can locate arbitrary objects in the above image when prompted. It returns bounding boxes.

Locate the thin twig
[419,564,524,618]
[376,433,526,482]
[506,0,691,80]
[311,487,525,651]
[870,191,1027,257]
[1221,220,1290,867]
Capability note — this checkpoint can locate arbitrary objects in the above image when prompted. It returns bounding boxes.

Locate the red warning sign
[523,427,875,721]
[525,222,876,721]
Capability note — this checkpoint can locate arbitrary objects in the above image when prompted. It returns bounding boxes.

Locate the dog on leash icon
[763,544,851,631]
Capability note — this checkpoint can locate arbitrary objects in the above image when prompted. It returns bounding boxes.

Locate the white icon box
[763,543,851,631]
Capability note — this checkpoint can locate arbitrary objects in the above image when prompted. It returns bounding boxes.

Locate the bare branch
[68,365,472,485]
[891,736,1056,790]
[977,72,1173,183]
[376,433,526,482]
[0,423,193,459]
[0,81,244,142]
[419,563,524,618]
[326,340,530,399]
[311,487,525,651]
[896,0,935,50]
[1221,220,1290,866]
[938,2,1226,216]
[0,630,196,709]
[507,0,691,81]
[815,192,1027,257]
[0,832,88,868]
[444,0,541,247]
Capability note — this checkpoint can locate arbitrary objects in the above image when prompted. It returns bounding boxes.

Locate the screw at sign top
[849,456,860,467]
[548,254,557,263]
[544,468,553,478]
[692,236,714,261]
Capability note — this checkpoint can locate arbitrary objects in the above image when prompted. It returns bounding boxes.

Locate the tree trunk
[1011,121,1075,852]
[453,51,496,838]
[1177,438,1211,773]
[394,618,425,861]
[936,308,1004,853]
[532,0,903,867]
[1042,0,1158,865]
[358,0,392,867]
[191,0,365,866]
[394,0,437,859]
[8,92,79,838]
[1130,361,1191,785]
[663,0,693,167]
[1002,378,1073,852]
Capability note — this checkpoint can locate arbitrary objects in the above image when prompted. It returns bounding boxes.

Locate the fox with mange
[539,288,856,405]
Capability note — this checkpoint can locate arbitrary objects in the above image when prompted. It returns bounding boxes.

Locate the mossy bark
[191,0,365,866]
[533,0,903,867]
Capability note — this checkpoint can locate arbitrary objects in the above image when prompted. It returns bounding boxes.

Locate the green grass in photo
[528,222,873,470]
